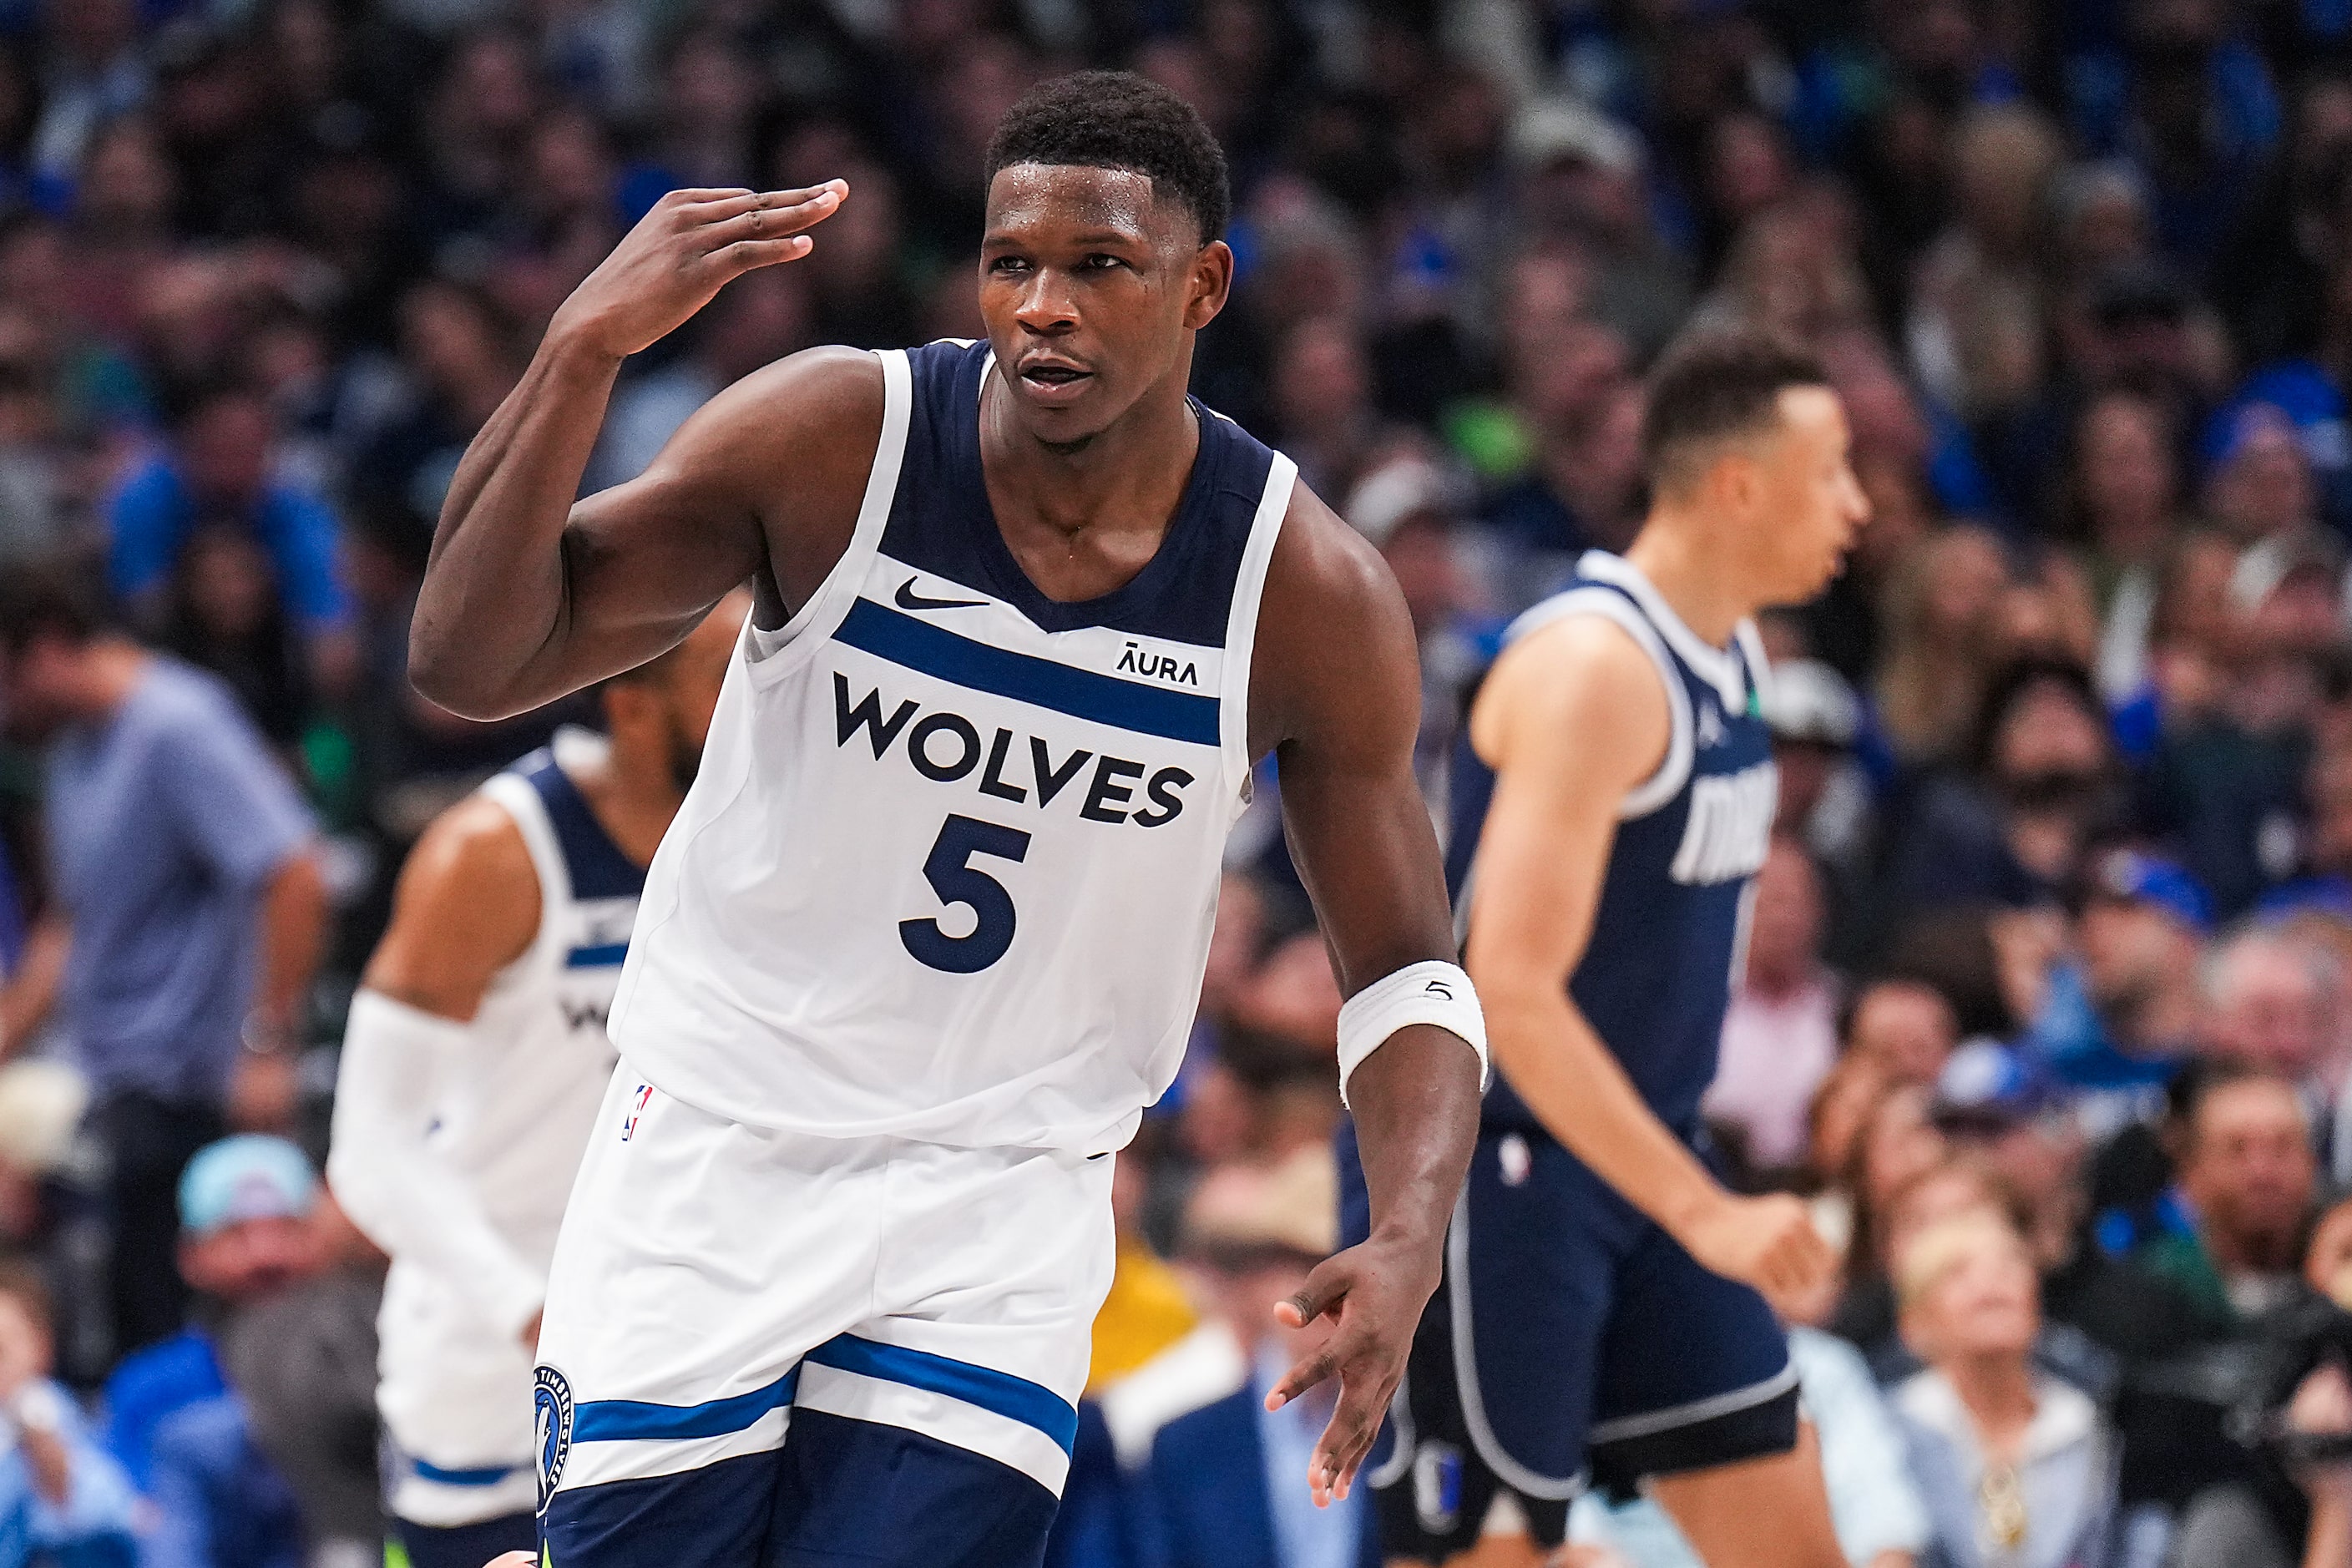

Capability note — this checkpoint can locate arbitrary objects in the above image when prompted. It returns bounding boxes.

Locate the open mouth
[1018,362,1092,397]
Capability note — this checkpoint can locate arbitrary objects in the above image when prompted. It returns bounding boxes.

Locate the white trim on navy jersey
[1575,551,1753,712]
[1503,586,1695,821]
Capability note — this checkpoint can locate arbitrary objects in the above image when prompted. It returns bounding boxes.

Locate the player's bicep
[1462,621,1668,995]
[1259,502,1455,984]
[361,799,540,1023]
[551,346,879,677]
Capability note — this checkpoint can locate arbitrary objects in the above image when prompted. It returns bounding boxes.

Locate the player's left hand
[1262,1232,1435,1509]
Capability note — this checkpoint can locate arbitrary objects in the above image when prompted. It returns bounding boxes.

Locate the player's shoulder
[400,790,539,906]
[1263,478,1404,633]
[1473,594,1672,770]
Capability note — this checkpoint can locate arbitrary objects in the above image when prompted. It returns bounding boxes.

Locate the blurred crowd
[13,0,2352,1565]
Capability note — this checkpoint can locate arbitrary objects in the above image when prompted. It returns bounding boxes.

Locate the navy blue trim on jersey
[564,1335,1075,1454]
[802,1336,1078,1454]
[518,753,646,902]
[412,1458,520,1486]
[880,339,1274,646]
[834,598,1221,746]
[565,942,630,969]
[573,1366,802,1444]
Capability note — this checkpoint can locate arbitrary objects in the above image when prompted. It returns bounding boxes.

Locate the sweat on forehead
[985,163,1196,242]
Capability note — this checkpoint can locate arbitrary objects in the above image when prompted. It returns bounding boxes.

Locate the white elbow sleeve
[329,989,546,1338]
[1335,960,1490,1109]
[327,989,468,1236]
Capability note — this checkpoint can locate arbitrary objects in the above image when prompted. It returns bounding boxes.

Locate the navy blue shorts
[1349,1125,1798,1560]
[540,1407,1060,1567]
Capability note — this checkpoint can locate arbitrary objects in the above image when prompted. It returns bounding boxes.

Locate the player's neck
[979,368,1199,548]
[570,750,680,870]
[1623,518,1753,649]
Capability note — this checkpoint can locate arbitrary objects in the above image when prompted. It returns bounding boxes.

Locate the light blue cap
[178,1136,316,1237]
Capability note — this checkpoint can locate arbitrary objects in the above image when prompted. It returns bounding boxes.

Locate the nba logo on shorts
[621,1083,653,1141]
[1412,1440,1464,1534]
[534,1365,574,1508]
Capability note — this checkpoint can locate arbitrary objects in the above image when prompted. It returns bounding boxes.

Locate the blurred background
[8,0,2352,1565]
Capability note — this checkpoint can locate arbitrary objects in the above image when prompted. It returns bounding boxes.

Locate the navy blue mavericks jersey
[1446,550,1777,1137]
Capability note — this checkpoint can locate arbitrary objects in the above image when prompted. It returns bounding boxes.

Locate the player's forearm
[1485,983,1727,1238]
[1347,1024,1481,1263]
[412,326,625,718]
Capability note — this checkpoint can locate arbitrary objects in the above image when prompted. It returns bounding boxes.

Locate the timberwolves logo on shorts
[534,1364,574,1507]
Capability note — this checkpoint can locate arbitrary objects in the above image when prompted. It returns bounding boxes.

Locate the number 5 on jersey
[900,815,1032,974]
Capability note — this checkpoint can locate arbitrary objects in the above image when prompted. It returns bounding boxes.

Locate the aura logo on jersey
[833,674,1196,828]
[1670,761,1778,886]
[533,1364,574,1507]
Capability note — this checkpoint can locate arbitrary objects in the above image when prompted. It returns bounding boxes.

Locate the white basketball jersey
[377,727,641,1490]
[610,340,1294,1153]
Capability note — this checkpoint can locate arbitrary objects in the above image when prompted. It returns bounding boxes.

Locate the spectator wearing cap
[1889,1211,2120,1568]
[101,1136,377,1568]
[1130,1146,1375,1568]
[0,565,326,1367]
[2015,850,2210,1134]
[1707,838,1842,1174]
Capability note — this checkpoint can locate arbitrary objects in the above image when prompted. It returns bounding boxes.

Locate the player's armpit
[360,794,541,1024]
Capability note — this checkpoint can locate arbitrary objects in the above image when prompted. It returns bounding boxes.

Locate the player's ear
[1184,239,1233,331]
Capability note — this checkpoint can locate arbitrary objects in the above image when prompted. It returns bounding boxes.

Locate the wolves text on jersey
[1669,761,1777,886]
[833,673,1194,828]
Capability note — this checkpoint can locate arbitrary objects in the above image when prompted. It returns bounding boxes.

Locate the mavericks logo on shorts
[534,1365,574,1506]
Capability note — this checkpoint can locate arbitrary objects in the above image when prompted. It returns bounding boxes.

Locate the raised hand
[1262,1231,1435,1508]
[548,180,847,362]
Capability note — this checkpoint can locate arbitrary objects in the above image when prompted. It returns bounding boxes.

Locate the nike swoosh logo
[894,577,989,612]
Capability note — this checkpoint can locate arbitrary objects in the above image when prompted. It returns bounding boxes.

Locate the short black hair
[984,70,1231,244]
[0,558,105,658]
[1641,326,1831,494]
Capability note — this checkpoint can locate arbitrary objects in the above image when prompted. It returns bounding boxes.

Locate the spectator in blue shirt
[0,564,326,1363]
[104,382,354,696]
[0,1259,136,1568]
[105,1136,377,1568]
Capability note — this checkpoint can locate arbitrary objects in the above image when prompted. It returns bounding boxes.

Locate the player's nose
[1013,273,1080,332]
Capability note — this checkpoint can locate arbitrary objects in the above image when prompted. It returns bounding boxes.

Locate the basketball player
[409,72,1485,1567]
[326,595,743,1568]
[1368,332,1869,1568]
